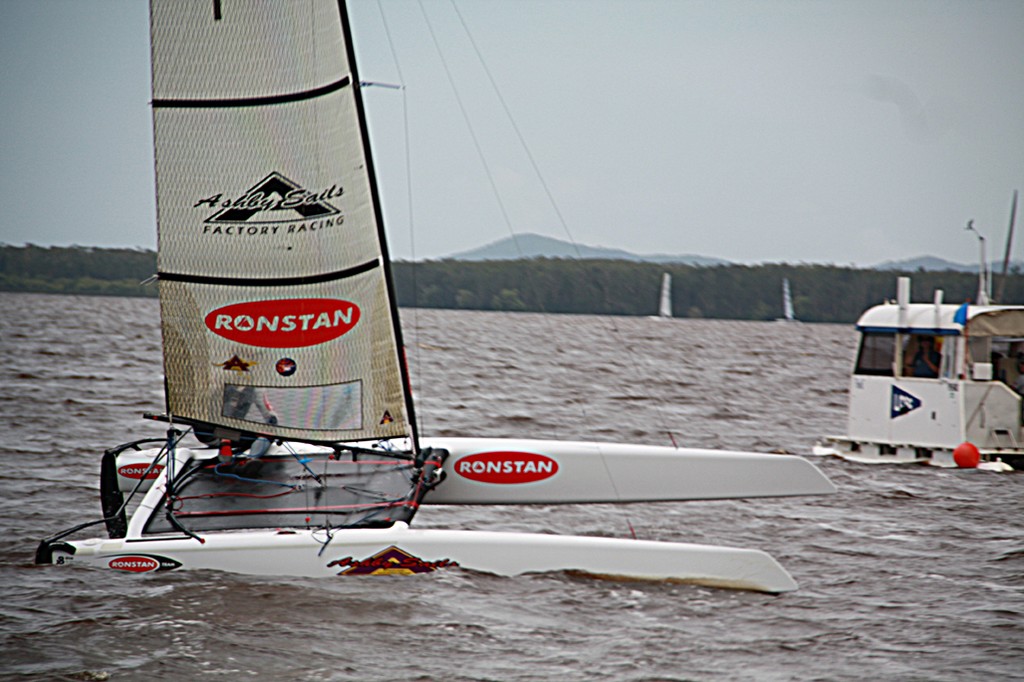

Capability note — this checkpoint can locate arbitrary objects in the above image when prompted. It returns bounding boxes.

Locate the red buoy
[953,442,980,468]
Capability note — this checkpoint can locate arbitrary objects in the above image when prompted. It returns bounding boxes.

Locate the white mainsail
[658,273,672,318]
[150,1,413,443]
[782,278,795,322]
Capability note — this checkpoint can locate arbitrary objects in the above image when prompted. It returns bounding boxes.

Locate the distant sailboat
[658,273,672,318]
[777,278,797,322]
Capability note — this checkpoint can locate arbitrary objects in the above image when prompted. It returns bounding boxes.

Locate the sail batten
[158,258,380,287]
[153,76,353,109]
[150,0,412,445]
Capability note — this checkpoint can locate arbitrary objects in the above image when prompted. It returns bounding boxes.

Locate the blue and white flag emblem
[891,386,922,418]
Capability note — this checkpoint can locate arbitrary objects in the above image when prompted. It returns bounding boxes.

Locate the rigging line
[417,0,524,259]
[111,432,185,520]
[451,1,680,453]
[446,2,669,535]
[212,462,300,489]
[447,1,580,260]
[372,0,426,438]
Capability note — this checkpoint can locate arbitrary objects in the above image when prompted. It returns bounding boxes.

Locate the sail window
[222,382,363,431]
[854,332,895,376]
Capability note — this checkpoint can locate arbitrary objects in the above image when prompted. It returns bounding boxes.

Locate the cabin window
[903,335,942,378]
[854,332,895,376]
[988,338,1024,386]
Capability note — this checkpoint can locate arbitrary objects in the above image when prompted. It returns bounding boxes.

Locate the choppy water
[1,292,1021,681]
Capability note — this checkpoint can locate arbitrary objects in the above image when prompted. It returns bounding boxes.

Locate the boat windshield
[854,332,895,376]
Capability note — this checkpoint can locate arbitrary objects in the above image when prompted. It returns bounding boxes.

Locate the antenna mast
[996,190,1019,302]
[966,220,990,304]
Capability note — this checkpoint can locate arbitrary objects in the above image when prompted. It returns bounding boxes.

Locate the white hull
[813,438,1016,472]
[47,521,798,593]
[105,437,837,504]
[424,437,836,503]
[37,436,833,592]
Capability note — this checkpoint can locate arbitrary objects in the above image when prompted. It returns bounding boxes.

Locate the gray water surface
[1,293,1021,681]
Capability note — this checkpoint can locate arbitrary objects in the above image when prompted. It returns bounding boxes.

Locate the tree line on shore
[3,243,1020,323]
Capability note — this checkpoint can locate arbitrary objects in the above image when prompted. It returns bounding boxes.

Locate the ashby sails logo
[454,451,559,484]
[196,172,343,234]
[206,299,360,348]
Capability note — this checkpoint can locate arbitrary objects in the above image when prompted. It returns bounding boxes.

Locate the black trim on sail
[152,76,352,109]
[157,259,379,287]
[337,0,421,452]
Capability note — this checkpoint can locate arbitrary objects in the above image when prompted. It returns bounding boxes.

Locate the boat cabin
[834,284,1024,469]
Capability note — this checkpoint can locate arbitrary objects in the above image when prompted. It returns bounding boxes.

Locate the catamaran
[36,0,835,592]
[815,276,1023,471]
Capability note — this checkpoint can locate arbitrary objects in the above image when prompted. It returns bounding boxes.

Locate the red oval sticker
[205,298,360,348]
[109,556,160,573]
[117,464,164,480]
[454,451,558,484]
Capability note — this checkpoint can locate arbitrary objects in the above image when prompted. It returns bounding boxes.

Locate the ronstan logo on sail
[205,299,361,348]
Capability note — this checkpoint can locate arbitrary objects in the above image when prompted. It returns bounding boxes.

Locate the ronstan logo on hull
[108,555,182,573]
[117,464,164,480]
[454,452,559,484]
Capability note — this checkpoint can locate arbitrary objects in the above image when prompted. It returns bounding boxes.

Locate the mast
[965,220,990,304]
[337,0,420,450]
[996,190,1019,303]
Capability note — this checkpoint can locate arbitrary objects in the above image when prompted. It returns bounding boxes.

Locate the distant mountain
[447,233,729,265]
[445,235,1022,271]
[872,256,1023,273]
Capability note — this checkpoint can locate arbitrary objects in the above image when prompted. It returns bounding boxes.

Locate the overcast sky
[2,0,1023,266]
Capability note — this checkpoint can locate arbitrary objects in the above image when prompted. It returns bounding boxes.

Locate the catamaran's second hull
[38,521,798,593]
[422,437,836,503]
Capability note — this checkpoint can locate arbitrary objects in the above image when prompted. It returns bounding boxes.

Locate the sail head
[150,0,412,444]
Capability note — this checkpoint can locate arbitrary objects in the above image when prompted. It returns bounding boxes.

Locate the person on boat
[905,336,941,378]
[223,385,278,425]
[1013,354,1024,395]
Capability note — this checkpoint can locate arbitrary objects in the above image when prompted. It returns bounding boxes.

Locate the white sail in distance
[782,278,795,322]
[658,273,672,318]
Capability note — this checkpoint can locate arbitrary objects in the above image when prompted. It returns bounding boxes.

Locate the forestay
[150,1,413,443]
